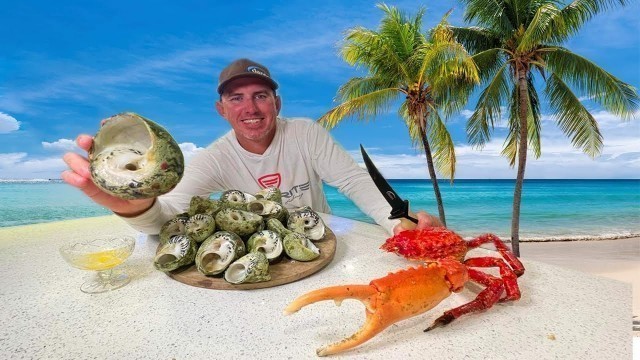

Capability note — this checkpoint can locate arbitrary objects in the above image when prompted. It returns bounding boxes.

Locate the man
[62,58,439,235]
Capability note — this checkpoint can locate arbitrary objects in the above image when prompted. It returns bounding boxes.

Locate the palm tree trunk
[419,126,447,227]
[511,68,529,257]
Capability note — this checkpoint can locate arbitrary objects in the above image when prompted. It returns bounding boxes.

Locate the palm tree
[451,0,638,256]
[318,3,479,226]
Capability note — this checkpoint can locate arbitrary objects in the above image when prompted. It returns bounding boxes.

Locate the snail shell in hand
[89,112,184,200]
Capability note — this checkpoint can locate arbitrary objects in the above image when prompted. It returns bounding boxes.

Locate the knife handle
[399,211,419,230]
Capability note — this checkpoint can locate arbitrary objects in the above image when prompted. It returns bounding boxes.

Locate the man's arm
[62,134,158,220]
[305,121,442,235]
[118,144,228,234]
[304,122,399,234]
[63,135,224,235]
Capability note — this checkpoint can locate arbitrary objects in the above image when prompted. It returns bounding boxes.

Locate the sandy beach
[2,214,635,359]
[519,238,639,321]
[2,215,638,324]
[518,238,640,356]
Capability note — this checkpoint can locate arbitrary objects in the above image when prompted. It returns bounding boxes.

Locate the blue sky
[1,0,638,180]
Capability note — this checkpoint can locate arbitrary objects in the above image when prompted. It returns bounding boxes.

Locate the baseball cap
[217,58,279,94]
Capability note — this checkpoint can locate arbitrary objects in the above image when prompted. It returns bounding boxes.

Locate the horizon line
[1,178,638,182]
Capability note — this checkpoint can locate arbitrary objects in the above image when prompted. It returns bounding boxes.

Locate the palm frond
[503,76,542,162]
[341,3,428,84]
[416,42,479,113]
[501,82,522,166]
[466,62,511,148]
[460,0,516,34]
[325,3,481,189]
[422,37,480,84]
[449,25,501,54]
[426,111,457,180]
[318,77,399,129]
[377,4,426,62]
[429,11,455,45]
[472,48,506,83]
[336,75,395,100]
[342,27,411,82]
[527,74,542,158]
[399,102,456,180]
[501,113,519,167]
[545,47,639,118]
[399,102,423,145]
[545,73,603,157]
[555,0,630,42]
[518,3,561,52]
[408,19,479,118]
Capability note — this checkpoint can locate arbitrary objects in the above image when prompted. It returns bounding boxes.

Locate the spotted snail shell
[89,112,184,200]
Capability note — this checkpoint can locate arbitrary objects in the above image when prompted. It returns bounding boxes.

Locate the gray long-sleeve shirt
[120,117,398,235]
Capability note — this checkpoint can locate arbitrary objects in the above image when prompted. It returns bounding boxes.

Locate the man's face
[215,77,281,153]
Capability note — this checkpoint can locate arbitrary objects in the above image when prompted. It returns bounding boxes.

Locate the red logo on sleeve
[258,173,281,188]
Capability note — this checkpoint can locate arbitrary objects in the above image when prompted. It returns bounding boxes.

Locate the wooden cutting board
[167,226,337,290]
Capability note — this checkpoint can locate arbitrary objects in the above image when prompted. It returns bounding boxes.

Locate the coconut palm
[318,4,479,226]
[451,0,638,255]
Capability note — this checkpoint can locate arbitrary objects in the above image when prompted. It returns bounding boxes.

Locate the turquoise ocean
[1,179,638,241]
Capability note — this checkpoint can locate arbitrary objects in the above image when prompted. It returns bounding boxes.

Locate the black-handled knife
[360,144,418,225]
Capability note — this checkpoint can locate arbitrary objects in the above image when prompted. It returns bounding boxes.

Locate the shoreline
[511,233,640,242]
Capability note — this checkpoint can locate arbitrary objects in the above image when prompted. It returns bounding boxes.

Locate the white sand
[519,238,640,320]
[2,215,635,359]
[0,215,138,242]
[2,217,638,325]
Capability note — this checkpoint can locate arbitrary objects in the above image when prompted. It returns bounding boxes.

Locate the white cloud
[0,141,205,179]
[455,107,511,128]
[0,153,65,179]
[356,110,640,179]
[42,138,80,152]
[459,109,474,118]
[179,142,205,163]
[0,112,20,133]
[0,152,28,167]
[2,110,638,180]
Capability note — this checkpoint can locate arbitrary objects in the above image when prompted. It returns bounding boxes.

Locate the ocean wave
[459,232,640,242]
[518,233,640,242]
[0,179,63,183]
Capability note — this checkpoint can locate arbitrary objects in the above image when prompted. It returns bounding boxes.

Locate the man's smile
[241,118,262,124]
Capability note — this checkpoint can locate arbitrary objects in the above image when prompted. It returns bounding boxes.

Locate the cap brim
[217,73,279,94]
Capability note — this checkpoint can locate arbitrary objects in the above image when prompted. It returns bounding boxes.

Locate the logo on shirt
[282,181,310,205]
[258,173,281,188]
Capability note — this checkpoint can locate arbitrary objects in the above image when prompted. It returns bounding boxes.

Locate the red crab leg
[466,234,525,276]
[425,268,504,332]
[464,257,521,301]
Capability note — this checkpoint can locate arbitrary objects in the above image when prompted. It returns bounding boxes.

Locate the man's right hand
[392,211,443,235]
[61,134,155,217]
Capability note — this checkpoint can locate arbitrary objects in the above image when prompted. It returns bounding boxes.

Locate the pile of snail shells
[153,187,327,285]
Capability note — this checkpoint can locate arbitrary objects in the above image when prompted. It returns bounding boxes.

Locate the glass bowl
[60,235,136,293]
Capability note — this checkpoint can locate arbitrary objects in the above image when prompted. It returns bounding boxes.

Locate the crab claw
[284,284,379,356]
[284,262,466,356]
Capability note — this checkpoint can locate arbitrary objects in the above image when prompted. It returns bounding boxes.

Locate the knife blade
[360,145,418,227]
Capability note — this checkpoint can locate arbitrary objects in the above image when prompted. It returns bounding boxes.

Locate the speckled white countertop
[0,214,632,359]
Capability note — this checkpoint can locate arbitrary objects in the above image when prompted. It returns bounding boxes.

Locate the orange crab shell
[381,228,468,262]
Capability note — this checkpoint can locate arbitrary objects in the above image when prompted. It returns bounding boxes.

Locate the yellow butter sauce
[73,249,127,271]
